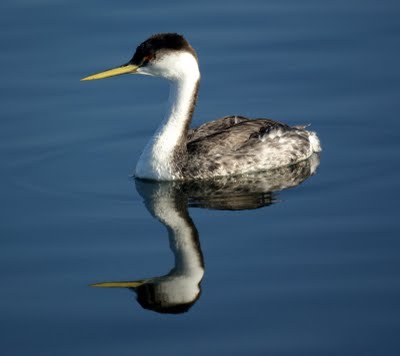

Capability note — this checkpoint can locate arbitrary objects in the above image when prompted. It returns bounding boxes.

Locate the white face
[137,50,200,82]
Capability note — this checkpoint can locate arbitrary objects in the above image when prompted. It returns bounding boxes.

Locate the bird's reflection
[91,154,320,314]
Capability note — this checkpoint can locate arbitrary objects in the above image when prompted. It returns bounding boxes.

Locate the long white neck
[154,200,203,277]
[146,184,204,304]
[135,52,200,180]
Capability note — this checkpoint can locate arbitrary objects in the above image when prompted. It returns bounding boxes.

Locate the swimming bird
[81,33,321,181]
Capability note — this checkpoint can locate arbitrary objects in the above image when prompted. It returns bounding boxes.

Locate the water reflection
[92,154,320,314]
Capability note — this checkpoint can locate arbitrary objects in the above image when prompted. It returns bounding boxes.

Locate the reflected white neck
[150,191,204,302]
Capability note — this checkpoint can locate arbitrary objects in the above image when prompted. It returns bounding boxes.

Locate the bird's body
[82,33,321,181]
[184,116,320,180]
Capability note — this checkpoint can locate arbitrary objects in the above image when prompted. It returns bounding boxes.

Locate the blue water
[1,0,400,355]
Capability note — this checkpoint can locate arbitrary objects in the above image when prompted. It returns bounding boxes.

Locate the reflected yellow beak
[81,63,139,81]
[90,280,147,288]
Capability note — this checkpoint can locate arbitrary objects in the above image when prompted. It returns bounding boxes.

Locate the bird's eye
[142,54,154,65]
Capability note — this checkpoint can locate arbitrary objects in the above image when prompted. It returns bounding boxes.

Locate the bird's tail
[308,131,321,153]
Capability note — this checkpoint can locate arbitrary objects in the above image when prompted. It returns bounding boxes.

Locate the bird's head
[81,33,200,82]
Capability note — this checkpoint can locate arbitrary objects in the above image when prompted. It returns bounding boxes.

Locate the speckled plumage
[179,115,320,180]
[130,34,321,180]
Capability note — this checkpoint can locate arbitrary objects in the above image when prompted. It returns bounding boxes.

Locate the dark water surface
[1,0,400,355]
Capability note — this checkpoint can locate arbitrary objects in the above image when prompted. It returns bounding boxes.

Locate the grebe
[81,33,321,181]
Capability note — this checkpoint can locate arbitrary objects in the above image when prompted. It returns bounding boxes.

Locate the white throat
[135,52,200,180]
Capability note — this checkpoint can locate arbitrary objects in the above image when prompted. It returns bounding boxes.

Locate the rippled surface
[1,0,400,355]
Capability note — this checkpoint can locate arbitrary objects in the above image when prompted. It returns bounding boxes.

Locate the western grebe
[81,33,321,181]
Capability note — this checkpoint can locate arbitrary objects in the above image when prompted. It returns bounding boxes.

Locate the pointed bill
[90,280,148,288]
[81,64,139,81]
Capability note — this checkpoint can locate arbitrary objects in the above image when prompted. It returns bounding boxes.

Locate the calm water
[1,0,400,355]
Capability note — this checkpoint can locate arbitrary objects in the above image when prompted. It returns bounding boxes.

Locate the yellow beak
[81,63,139,81]
[90,279,148,288]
